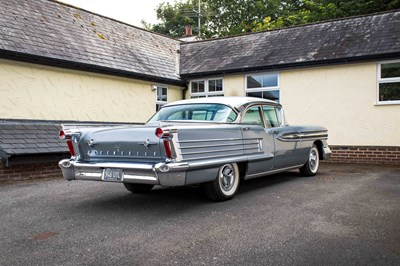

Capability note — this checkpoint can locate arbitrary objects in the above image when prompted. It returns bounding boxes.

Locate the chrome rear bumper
[58,159,189,186]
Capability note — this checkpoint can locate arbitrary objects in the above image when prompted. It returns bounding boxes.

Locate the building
[0,0,399,181]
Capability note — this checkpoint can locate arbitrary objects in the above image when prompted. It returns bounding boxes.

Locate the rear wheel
[123,183,154,194]
[299,144,320,176]
[204,163,240,201]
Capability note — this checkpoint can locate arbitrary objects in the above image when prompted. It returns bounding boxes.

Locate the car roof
[163,96,280,110]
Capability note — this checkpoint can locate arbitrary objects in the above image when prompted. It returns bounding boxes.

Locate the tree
[142,1,198,38]
[144,0,400,38]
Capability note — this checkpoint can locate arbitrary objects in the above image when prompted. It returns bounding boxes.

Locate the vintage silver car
[59,97,331,201]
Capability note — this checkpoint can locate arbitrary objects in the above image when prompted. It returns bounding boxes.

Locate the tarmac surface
[0,163,399,265]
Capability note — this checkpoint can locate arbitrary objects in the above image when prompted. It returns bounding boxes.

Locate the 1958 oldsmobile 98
[59,97,331,201]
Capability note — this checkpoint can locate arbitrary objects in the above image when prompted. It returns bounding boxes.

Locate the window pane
[242,106,263,125]
[192,82,198,93]
[246,91,262,98]
[379,82,400,101]
[209,80,216,92]
[209,79,223,92]
[148,104,237,122]
[381,63,400,78]
[191,81,205,93]
[215,79,223,91]
[157,87,167,102]
[262,90,280,102]
[246,90,279,102]
[263,106,279,127]
[262,74,278,87]
[198,81,205,92]
[207,94,224,97]
[247,76,262,88]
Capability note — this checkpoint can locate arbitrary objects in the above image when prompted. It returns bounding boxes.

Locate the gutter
[0,148,10,167]
[0,50,186,87]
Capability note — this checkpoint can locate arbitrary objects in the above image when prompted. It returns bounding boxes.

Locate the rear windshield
[147,104,238,123]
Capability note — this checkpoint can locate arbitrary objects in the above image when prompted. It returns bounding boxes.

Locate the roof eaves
[0,49,186,86]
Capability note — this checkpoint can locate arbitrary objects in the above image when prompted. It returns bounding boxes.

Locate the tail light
[156,127,173,159]
[59,130,76,157]
[66,140,75,157]
[163,140,172,158]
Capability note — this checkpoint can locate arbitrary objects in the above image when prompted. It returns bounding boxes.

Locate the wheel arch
[237,162,247,179]
[313,140,324,160]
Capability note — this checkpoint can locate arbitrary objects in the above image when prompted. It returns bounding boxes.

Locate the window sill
[375,101,400,106]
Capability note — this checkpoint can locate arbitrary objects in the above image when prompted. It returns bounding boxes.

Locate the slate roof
[0,121,138,161]
[0,122,67,158]
[180,10,400,77]
[0,0,182,85]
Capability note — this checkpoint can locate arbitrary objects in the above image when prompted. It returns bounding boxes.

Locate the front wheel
[299,144,320,176]
[123,183,154,194]
[204,163,240,201]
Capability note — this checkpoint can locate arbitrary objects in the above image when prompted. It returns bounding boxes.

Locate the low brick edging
[1,145,399,182]
[328,145,400,165]
[0,161,62,183]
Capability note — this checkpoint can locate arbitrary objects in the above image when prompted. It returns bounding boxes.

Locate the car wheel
[299,144,320,176]
[204,163,240,201]
[123,183,154,194]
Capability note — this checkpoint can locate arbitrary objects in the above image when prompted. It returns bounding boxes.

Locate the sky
[58,0,171,27]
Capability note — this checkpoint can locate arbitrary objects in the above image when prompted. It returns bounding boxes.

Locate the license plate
[103,168,123,182]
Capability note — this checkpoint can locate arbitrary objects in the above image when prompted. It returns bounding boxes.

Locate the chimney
[185,25,192,36]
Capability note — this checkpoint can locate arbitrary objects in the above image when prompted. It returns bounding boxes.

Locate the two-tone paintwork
[59,97,331,187]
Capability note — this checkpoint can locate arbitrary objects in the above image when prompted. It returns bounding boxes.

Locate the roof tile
[180,11,400,76]
[0,0,181,83]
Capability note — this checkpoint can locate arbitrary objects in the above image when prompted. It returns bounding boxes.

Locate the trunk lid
[77,125,162,163]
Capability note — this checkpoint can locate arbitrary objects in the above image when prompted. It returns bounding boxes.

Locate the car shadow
[75,170,303,213]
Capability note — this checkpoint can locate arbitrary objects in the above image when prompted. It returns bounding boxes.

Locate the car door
[262,105,304,169]
[240,105,275,175]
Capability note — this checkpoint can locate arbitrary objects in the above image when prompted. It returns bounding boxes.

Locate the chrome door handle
[243,127,250,131]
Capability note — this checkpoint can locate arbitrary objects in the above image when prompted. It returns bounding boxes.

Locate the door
[262,105,303,169]
[240,105,275,175]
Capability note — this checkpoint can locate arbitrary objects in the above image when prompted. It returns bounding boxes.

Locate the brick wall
[0,161,62,183]
[328,146,400,165]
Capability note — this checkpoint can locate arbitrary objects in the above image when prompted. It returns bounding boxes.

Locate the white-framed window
[377,61,400,104]
[190,78,224,98]
[155,85,168,111]
[245,73,280,102]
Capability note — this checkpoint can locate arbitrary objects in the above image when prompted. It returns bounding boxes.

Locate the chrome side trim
[278,132,328,142]
[179,142,242,149]
[178,138,243,143]
[188,153,274,169]
[181,147,245,156]
[244,164,304,180]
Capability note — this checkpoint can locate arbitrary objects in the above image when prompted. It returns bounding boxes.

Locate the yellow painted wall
[224,74,245,96]
[0,59,183,123]
[281,63,400,146]
[217,62,400,146]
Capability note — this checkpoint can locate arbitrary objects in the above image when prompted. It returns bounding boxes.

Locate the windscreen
[147,104,238,123]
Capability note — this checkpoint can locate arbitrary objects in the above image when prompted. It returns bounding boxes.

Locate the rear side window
[262,106,281,127]
[242,106,263,126]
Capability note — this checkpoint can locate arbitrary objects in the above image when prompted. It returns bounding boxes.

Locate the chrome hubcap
[219,164,235,192]
[309,148,318,172]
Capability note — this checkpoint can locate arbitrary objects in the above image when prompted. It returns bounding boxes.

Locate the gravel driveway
[0,163,399,265]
